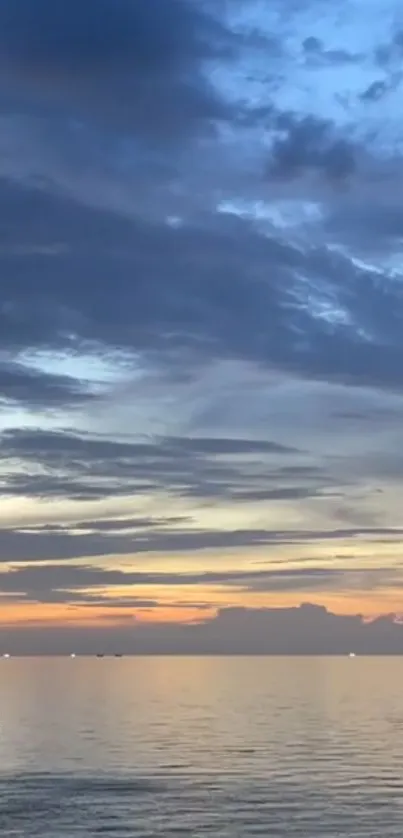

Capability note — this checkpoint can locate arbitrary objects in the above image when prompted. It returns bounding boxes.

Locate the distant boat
[114,654,123,658]
[3,653,10,659]
[349,652,356,658]
[96,654,104,658]
[70,653,76,658]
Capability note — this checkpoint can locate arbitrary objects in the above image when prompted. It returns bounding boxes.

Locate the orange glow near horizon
[0,599,217,628]
[1,585,403,629]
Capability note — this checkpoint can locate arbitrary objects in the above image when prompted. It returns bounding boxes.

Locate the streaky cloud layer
[1,0,403,651]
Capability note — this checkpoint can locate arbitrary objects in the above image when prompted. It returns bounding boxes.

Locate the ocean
[0,656,402,836]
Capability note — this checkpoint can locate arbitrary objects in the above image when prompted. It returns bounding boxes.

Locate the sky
[1,0,403,653]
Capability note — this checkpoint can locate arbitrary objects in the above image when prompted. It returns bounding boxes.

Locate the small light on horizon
[3,653,10,659]
[349,652,356,658]
[70,653,76,658]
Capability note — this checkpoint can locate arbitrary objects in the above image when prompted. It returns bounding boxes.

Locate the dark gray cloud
[70,597,211,612]
[375,30,403,67]
[0,474,339,504]
[229,487,342,502]
[187,604,403,655]
[0,425,326,507]
[360,79,389,102]
[0,360,96,409]
[0,428,299,465]
[70,516,191,532]
[1,427,297,459]
[0,3,401,406]
[164,436,298,455]
[0,0,232,141]
[0,518,402,563]
[302,37,361,65]
[2,181,403,395]
[331,408,401,423]
[4,603,403,655]
[269,114,356,182]
[0,525,304,563]
[0,561,397,603]
[325,195,403,258]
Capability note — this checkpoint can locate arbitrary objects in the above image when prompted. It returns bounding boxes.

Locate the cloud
[360,79,389,102]
[2,180,403,396]
[190,604,403,655]
[163,436,297,455]
[0,525,278,562]
[302,37,361,65]
[0,0,232,141]
[325,191,403,258]
[70,516,191,533]
[0,426,323,507]
[229,487,342,502]
[0,562,398,604]
[0,516,401,566]
[0,360,96,409]
[268,114,357,182]
[4,603,403,654]
[375,30,403,67]
[1,0,403,638]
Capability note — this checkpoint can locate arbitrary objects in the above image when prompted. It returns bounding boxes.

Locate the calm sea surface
[1,657,403,836]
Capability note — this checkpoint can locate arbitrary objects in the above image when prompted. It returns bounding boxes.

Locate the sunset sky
[1,0,403,652]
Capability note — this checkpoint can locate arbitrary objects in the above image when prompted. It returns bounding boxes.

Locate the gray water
[0,657,403,836]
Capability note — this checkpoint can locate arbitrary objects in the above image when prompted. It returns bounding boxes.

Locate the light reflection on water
[1,656,403,836]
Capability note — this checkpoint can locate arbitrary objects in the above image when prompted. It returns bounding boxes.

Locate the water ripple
[1,657,403,836]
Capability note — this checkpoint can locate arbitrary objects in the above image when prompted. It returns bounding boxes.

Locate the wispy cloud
[1,0,403,645]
